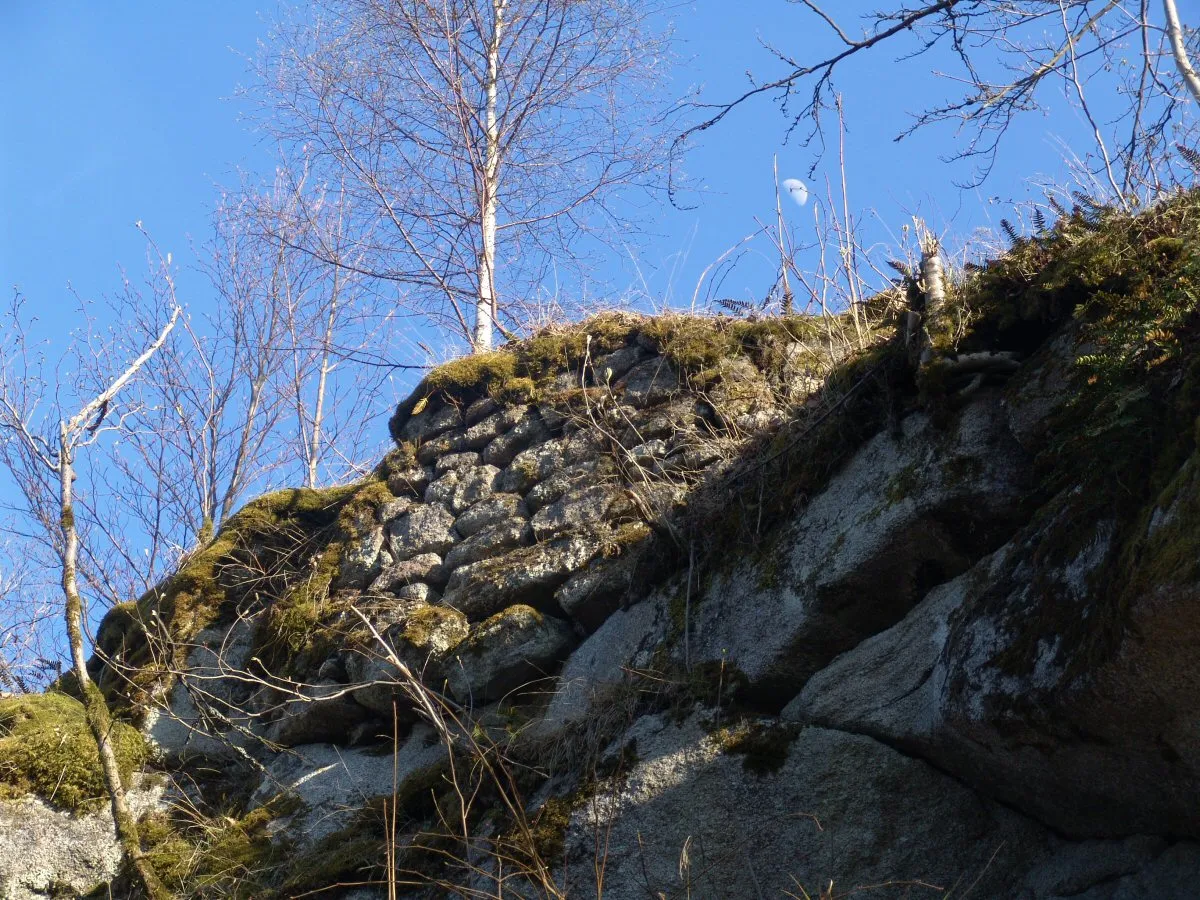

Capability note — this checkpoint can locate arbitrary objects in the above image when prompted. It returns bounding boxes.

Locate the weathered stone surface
[529,593,667,742]
[789,450,1200,839]
[524,460,599,513]
[370,552,448,592]
[499,433,598,494]
[398,401,462,444]
[394,582,439,603]
[443,517,529,571]
[387,503,457,561]
[1016,835,1169,899]
[445,605,576,703]
[249,731,446,846]
[440,532,602,618]
[336,524,386,589]
[465,396,499,426]
[347,604,469,717]
[482,410,550,467]
[434,451,482,475]
[143,621,259,762]
[530,484,635,541]
[386,464,433,498]
[617,357,679,407]
[685,394,1033,705]
[619,398,700,446]
[562,717,1053,900]
[627,438,668,469]
[556,547,646,632]
[464,405,528,450]
[425,465,501,514]
[378,496,413,524]
[594,343,648,382]
[416,429,468,464]
[454,493,528,537]
[0,783,164,900]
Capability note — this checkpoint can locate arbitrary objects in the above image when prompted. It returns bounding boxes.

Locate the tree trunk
[1164,0,1200,105]
[919,234,946,366]
[59,429,169,900]
[308,264,339,488]
[476,0,507,352]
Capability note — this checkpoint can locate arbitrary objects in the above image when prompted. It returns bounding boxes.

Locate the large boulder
[560,715,1054,899]
[788,448,1200,839]
[0,783,164,900]
[347,604,469,718]
[685,393,1033,705]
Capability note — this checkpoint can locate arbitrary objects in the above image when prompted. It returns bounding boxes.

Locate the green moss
[602,521,652,557]
[525,794,574,866]
[0,691,148,813]
[402,605,466,647]
[711,720,799,776]
[426,349,519,396]
[954,190,1200,680]
[884,461,922,506]
[254,479,395,672]
[141,797,301,899]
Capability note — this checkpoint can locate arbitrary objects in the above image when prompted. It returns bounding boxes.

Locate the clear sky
[1,2,1102,357]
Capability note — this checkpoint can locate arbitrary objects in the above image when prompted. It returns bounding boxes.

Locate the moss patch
[0,691,148,813]
[711,719,800,776]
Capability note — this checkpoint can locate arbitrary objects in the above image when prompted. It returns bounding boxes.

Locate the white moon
[782,178,809,208]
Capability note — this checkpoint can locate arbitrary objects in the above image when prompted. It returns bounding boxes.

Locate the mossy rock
[0,691,148,813]
[94,479,396,712]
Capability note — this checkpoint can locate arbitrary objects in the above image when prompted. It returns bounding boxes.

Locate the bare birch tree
[0,294,180,900]
[260,0,678,351]
[686,0,1200,199]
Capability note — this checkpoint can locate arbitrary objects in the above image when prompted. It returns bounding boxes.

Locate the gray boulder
[444,517,529,571]
[482,410,551,467]
[440,532,602,619]
[398,401,462,444]
[387,503,457,561]
[618,357,679,407]
[529,484,635,541]
[445,605,576,703]
[424,465,501,514]
[347,604,469,717]
[0,782,164,900]
[561,717,1053,899]
[789,451,1200,839]
[454,493,528,537]
[370,552,449,592]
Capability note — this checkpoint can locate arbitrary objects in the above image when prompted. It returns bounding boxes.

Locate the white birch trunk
[1164,0,1200,106]
[476,0,507,352]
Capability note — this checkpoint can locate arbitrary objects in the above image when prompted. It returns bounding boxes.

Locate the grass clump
[0,691,148,813]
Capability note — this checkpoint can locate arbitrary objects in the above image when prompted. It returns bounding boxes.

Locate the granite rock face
[62,308,1200,897]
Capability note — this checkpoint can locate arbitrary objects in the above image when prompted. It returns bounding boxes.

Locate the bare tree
[260,0,679,351]
[76,181,403,617]
[684,1,1199,199]
[0,294,180,900]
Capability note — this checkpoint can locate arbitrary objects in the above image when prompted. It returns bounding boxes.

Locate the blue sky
[1,1,1098,354]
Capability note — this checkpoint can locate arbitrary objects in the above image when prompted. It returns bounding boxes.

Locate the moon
[782,178,809,208]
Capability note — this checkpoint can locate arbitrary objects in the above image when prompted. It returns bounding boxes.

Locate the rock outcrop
[10,193,1200,898]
